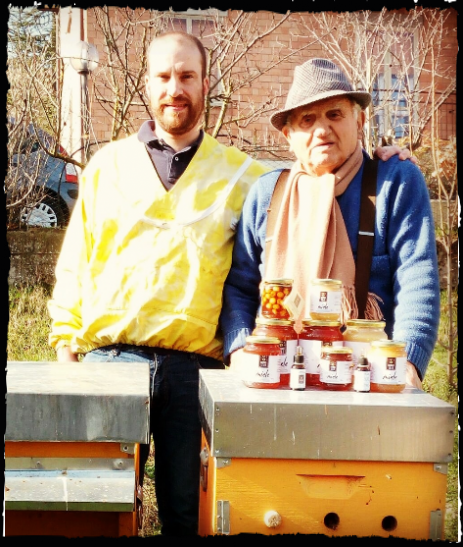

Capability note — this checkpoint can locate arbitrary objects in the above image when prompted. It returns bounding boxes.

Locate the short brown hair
[147,31,208,80]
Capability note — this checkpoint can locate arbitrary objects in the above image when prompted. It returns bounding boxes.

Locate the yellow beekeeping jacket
[48,133,268,360]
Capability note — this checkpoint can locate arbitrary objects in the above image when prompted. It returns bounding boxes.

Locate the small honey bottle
[290,346,306,391]
[353,355,371,393]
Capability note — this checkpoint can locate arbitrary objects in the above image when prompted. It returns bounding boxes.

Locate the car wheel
[20,196,66,228]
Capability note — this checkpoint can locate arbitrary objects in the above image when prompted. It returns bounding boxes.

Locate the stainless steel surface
[6,361,150,443]
[429,510,443,541]
[5,469,135,512]
[5,457,134,472]
[199,369,455,462]
[217,500,230,535]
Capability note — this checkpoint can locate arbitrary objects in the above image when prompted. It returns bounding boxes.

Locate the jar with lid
[309,278,342,321]
[368,340,407,393]
[343,319,387,366]
[261,279,293,320]
[241,335,281,389]
[253,317,297,387]
[319,346,353,391]
[299,319,343,386]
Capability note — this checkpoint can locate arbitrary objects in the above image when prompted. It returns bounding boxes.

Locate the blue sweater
[220,152,440,380]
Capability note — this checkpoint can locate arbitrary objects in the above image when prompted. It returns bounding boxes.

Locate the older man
[220,58,440,389]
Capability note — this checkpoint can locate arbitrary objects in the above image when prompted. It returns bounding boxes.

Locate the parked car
[6,121,79,228]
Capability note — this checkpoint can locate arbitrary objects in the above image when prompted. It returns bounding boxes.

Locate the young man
[48,31,267,537]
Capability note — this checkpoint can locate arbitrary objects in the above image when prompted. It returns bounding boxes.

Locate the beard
[153,94,205,136]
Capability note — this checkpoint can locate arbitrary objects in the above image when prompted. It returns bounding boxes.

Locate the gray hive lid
[6,361,150,443]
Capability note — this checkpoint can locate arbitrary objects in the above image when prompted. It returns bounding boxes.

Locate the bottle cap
[293,345,304,365]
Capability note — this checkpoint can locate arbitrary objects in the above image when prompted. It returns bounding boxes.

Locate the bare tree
[88,9,318,160]
[6,6,81,228]
[293,9,456,156]
[90,7,167,141]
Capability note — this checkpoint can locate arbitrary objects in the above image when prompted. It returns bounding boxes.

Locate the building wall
[80,8,456,156]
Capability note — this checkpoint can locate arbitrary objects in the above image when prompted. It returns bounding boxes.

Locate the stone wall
[7,229,66,287]
[6,201,458,288]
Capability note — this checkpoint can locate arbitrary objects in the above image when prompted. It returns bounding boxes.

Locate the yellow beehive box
[198,369,454,539]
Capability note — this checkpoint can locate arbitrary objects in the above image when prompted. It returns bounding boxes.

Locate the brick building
[57,8,457,166]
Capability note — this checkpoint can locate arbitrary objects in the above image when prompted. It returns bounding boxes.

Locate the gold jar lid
[302,319,342,327]
[262,278,294,286]
[310,278,342,286]
[255,317,295,327]
[371,340,406,349]
[245,335,281,345]
[321,347,353,355]
[345,319,386,328]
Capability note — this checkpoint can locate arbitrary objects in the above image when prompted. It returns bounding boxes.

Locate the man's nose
[312,117,331,136]
[166,75,181,97]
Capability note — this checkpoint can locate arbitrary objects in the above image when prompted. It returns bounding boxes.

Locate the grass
[6,283,459,540]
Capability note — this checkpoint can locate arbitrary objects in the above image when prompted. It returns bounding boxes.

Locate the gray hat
[270,58,371,131]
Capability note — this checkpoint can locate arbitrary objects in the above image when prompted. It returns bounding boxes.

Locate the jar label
[343,341,371,366]
[370,356,406,384]
[300,340,343,374]
[353,370,370,392]
[280,339,298,374]
[290,369,306,390]
[310,289,342,315]
[320,358,352,384]
[241,352,280,383]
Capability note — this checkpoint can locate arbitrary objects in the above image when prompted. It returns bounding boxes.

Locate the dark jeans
[83,344,224,536]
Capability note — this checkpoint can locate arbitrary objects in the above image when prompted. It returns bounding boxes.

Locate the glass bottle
[343,319,387,366]
[299,319,343,386]
[309,278,342,321]
[368,340,407,393]
[353,355,371,393]
[253,317,297,387]
[261,278,293,320]
[242,335,281,389]
[290,346,306,391]
[319,346,353,391]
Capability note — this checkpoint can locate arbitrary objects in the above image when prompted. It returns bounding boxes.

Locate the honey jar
[319,346,353,391]
[368,340,407,393]
[253,317,297,387]
[299,319,343,386]
[242,335,281,389]
[309,278,342,321]
[261,279,293,320]
[343,319,387,366]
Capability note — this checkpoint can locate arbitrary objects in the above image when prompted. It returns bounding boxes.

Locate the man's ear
[145,74,150,96]
[281,124,291,143]
[203,76,210,96]
[358,110,366,131]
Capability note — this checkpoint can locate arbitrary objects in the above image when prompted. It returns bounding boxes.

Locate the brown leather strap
[265,169,290,272]
[355,158,378,318]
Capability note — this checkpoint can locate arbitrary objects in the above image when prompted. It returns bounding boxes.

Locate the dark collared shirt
[138,120,204,190]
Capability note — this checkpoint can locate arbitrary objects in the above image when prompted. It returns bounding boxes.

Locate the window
[166,9,226,105]
[371,30,418,143]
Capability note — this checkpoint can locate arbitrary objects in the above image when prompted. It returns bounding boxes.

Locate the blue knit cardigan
[220,151,440,380]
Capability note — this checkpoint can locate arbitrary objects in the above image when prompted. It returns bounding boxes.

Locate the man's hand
[406,361,423,390]
[374,144,418,165]
[57,346,79,362]
[229,348,248,379]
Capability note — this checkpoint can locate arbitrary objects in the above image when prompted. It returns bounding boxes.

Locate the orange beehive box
[5,361,150,538]
[198,369,454,539]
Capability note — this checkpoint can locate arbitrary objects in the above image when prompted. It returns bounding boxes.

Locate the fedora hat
[270,58,371,131]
